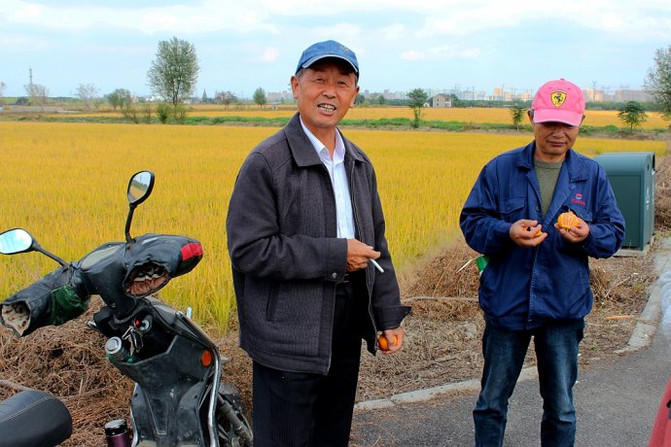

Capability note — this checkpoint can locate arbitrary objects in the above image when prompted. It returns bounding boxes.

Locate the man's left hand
[555,217,590,243]
[379,327,405,354]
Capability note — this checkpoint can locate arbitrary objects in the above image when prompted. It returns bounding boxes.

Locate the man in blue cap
[227,40,410,446]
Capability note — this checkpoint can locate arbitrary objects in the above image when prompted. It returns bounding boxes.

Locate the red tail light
[181,242,203,261]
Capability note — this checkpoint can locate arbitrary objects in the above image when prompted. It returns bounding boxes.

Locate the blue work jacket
[460,142,625,330]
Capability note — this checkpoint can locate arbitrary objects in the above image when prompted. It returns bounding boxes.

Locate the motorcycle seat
[0,389,72,447]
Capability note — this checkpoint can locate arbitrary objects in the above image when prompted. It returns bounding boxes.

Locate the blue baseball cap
[295,40,359,75]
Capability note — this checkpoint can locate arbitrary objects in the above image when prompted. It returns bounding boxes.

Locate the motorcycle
[0,170,253,447]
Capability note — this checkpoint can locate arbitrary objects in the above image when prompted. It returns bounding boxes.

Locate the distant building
[430,94,452,108]
[492,86,505,101]
[266,89,293,103]
[613,89,654,103]
[584,88,606,102]
[580,88,652,103]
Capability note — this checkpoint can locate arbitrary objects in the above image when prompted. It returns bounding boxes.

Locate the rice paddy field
[0,116,667,330]
[53,104,671,130]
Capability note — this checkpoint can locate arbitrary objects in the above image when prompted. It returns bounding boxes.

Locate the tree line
[2,39,671,129]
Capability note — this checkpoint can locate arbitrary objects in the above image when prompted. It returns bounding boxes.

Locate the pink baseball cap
[531,79,585,126]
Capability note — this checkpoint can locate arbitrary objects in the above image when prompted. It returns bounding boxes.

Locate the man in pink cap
[460,79,625,446]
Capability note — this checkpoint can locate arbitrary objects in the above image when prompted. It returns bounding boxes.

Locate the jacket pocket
[573,209,593,223]
[560,203,593,224]
[499,197,526,221]
[265,281,279,321]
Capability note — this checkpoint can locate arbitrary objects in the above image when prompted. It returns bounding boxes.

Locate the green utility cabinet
[593,152,655,250]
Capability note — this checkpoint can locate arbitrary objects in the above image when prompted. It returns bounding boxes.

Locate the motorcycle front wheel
[216,381,253,447]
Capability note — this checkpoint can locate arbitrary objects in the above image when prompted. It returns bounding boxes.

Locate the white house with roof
[429,94,452,108]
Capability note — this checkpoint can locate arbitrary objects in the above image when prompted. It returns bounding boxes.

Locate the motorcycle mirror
[0,227,68,265]
[0,228,35,255]
[125,170,155,243]
[127,171,154,206]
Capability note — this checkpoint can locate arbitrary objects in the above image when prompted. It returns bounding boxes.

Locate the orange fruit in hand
[557,211,579,230]
[526,226,542,237]
[378,334,398,351]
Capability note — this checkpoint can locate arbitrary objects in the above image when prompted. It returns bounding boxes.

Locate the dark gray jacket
[226,113,410,374]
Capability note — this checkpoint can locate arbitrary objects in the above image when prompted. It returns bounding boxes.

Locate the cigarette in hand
[370,258,384,273]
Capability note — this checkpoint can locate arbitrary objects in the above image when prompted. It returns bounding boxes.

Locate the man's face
[528,112,582,162]
[291,60,359,135]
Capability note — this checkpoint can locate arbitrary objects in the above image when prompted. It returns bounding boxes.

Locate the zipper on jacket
[320,163,339,373]
[347,160,379,341]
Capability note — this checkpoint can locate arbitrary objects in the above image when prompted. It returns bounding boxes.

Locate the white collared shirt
[300,118,355,239]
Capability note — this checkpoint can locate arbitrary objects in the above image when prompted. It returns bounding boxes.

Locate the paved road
[351,239,671,446]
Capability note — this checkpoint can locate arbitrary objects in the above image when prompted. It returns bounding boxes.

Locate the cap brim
[300,55,358,74]
[533,109,583,127]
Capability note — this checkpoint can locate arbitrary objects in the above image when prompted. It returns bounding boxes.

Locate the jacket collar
[284,112,364,167]
[518,141,589,182]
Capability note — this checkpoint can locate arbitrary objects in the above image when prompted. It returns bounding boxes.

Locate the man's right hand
[346,239,380,272]
[509,219,548,247]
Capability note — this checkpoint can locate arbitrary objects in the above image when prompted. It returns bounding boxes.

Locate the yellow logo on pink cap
[551,91,567,108]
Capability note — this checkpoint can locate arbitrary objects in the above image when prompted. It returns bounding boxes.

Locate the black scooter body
[0,171,252,447]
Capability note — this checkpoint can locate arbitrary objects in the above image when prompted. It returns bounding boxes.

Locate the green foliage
[617,101,648,131]
[121,105,140,124]
[76,83,99,110]
[253,87,267,107]
[510,104,526,130]
[141,103,152,124]
[107,88,132,110]
[646,45,671,120]
[174,104,188,124]
[215,90,237,107]
[341,117,412,127]
[147,36,199,109]
[208,116,289,126]
[156,103,171,124]
[407,88,428,128]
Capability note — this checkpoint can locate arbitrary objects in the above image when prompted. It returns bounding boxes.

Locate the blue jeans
[473,318,585,447]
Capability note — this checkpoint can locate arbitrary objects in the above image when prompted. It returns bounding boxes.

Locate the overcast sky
[1,0,670,99]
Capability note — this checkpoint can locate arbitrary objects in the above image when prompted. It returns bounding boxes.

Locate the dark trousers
[252,279,366,447]
[473,319,585,447]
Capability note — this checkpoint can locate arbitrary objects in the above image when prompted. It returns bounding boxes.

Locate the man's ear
[527,110,534,124]
[349,86,360,108]
[290,75,299,99]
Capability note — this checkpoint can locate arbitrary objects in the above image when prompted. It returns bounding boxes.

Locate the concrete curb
[354,366,538,411]
[355,238,671,411]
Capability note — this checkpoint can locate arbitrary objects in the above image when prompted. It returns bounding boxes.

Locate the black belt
[339,271,364,284]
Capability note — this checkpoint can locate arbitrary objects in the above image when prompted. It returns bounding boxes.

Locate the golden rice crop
[0,121,665,331]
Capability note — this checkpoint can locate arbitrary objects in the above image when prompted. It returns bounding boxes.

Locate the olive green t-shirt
[534,159,563,218]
